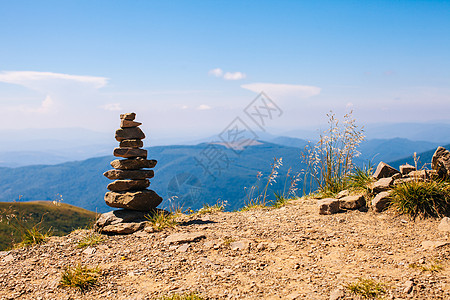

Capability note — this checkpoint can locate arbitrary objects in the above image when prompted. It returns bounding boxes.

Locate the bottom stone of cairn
[105,189,163,211]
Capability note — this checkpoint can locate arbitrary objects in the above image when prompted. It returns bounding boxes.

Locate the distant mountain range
[1,122,449,167]
[0,137,445,213]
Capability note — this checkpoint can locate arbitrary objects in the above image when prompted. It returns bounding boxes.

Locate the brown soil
[1,199,449,299]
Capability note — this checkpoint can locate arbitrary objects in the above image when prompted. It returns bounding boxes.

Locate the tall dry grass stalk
[301,111,365,195]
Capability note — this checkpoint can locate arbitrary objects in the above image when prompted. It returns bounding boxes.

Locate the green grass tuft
[346,278,387,299]
[391,180,450,219]
[145,210,178,231]
[77,231,105,248]
[348,164,375,192]
[159,292,204,300]
[59,264,101,291]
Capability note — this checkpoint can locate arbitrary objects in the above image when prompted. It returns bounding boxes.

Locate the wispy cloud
[101,103,122,111]
[197,104,212,110]
[0,71,108,91]
[241,82,321,99]
[209,68,246,80]
[223,71,246,80]
[208,68,223,77]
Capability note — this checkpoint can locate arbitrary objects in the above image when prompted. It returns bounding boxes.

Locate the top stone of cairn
[120,112,136,121]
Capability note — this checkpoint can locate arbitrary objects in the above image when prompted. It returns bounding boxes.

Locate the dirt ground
[1,198,449,299]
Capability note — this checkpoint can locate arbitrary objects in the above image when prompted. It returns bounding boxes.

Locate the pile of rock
[318,146,450,215]
[95,113,163,234]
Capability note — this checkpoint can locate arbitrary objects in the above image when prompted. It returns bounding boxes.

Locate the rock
[432,146,450,178]
[110,158,157,170]
[119,139,144,148]
[176,244,190,253]
[329,287,345,300]
[438,217,450,232]
[120,119,142,128]
[318,198,340,215]
[371,191,391,212]
[336,190,349,199]
[408,170,438,180]
[230,241,249,251]
[103,169,154,180]
[392,172,402,180]
[164,232,206,245]
[82,247,96,255]
[339,195,365,210]
[421,240,449,250]
[120,112,136,120]
[104,190,162,211]
[403,280,414,294]
[370,177,394,193]
[107,179,150,192]
[394,177,417,185]
[95,209,150,234]
[113,148,147,159]
[115,127,145,142]
[400,164,416,175]
[2,254,14,263]
[373,162,400,179]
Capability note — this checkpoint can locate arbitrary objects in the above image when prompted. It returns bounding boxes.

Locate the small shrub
[346,278,386,299]
[391,180,450,219]
[301,111,364,195]
[222,236,235,246]
[243,157,283,210]
[18,225,51,247]
[77,231,105,248]
[409,261,444,273]
[196,200,226,215]
[348,164,375,192]
[145,210,178,231]
[272,192,289,208]
[159,292,204,300]
[59,264,101,291]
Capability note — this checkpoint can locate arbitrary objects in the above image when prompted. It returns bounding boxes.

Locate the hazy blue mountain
[389,144,450,170]
[0,142,305,213]
[363,123,450,144]
[358,138,439,165]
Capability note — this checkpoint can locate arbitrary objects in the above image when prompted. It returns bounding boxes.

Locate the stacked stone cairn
[95,113,162,234]
[103,112,162,211]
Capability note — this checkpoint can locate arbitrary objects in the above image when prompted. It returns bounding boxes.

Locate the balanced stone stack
[103,113,162,211]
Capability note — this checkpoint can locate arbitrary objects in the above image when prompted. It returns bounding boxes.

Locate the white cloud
[208,68,223,77]
[0,71,108,91]
[101,103,122,111]
[180,105,189,109]
[197,104,212,110]
[241,82,321,99]
[223,72,246,80]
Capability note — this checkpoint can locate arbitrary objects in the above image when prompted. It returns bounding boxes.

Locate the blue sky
[0,0,449,141]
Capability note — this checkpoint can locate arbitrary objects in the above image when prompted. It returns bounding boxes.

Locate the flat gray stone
[119,139,144,148]
[107,179,150,192]
[421,240,449,250]
[370,177,394,194]
[400,164,416,175]
[110,158,157,170]
[115,127,145,142]
[318,198,340,215]
[438,217,450,232]
[103,169,154,180]
[113,148,147,159]
[120,112,136,120]
[105,189,162,211]
[164,232,206,245]
[120,119,142,128]
[371,191,391,212]
[373,162,400,179]
[95,209,149,234]
[230,241,249,251]
[339,195,365,210]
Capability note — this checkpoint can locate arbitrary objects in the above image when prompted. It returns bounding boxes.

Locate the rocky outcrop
[432,146,450,178]
[373,162,400,179]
